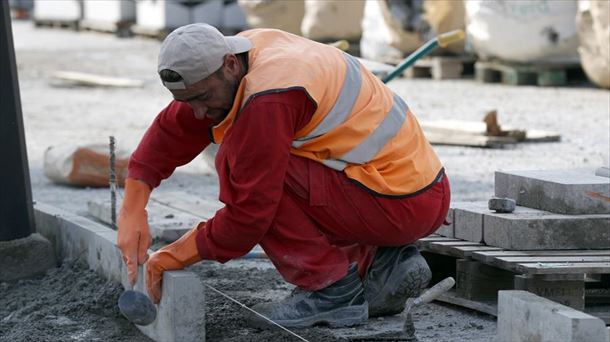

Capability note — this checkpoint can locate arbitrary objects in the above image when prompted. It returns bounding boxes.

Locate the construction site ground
[3,21,609,341]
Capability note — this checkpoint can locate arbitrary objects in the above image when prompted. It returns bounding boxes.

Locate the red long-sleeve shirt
[129,89,316,262]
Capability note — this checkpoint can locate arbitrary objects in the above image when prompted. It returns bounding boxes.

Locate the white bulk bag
[238,0,304,35]
[301,0,364,41]
[360,0,423,63]
[576,0,610,88]
[466,0,580,63]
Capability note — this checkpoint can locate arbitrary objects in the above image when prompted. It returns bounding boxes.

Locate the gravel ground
[6,19,610,342]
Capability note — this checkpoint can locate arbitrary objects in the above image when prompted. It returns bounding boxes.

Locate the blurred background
[7,0,609,89]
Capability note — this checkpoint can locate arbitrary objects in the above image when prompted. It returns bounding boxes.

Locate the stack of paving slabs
[442,168,610,250]
[426,168,609,320]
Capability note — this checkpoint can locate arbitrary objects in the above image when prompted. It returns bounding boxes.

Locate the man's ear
[223,54,240,77]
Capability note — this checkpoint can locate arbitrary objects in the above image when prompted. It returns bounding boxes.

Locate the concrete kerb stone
[497,290,609,342]
[495,169,610,215]
[33,202,206,342]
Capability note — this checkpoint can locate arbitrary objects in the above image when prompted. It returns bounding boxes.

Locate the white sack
[301,0,364,41]
[360,0,424,63]
[576,0,610,88]
[238,0,304,35]
[466,0,580,63]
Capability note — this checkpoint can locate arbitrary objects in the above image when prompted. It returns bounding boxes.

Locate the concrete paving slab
[150,191,223,221]
[87,199,200,242]
[596,166,609,178]
[495,169,610,215]
[453,202,488,243]
[484,210,610,250]
[34,202,206,342]
[452,202,541,243]
[497,290,609,342]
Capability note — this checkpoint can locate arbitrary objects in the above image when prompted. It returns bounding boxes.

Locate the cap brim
[226,36,252,54]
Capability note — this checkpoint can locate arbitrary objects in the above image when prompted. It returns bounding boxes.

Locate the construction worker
[117,23,450,328]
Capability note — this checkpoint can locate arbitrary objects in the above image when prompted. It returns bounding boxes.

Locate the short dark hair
[159,69,182,83]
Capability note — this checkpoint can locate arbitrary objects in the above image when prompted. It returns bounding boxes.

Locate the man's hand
[117,178,153,285]
[146,224,203,303]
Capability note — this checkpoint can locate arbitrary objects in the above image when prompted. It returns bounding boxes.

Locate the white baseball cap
[157,23,252,90]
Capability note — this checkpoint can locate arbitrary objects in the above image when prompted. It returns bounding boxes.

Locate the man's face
[171,66,239,124]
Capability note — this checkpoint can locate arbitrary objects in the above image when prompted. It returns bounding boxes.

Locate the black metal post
[0,1,35,241]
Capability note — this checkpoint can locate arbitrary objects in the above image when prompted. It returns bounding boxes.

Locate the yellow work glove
[117,178,152,286]
[146,224,204,304]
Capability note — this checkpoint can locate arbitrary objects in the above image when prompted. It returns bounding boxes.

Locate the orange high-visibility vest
[211,29,443,197]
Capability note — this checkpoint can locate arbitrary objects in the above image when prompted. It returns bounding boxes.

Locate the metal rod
[109,136,117,230]
[203,283,310,342]
[382,39,439,84]
[0,0,35,241]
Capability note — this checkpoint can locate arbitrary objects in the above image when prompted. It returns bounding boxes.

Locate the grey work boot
[365,245,432,317]
[247,263,368,329]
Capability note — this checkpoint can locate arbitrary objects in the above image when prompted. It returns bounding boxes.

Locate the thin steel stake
[109,136,117,230]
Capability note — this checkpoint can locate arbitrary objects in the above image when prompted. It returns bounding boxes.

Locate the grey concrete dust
[189,259,496,342]
[7,19,610,342]
[0,260,151,342]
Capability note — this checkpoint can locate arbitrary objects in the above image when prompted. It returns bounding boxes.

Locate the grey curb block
[34,202,205,342]
[497,291,609,342]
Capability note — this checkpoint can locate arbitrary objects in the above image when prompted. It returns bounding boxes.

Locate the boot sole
[249,303,369,329]
[367,254,431,317]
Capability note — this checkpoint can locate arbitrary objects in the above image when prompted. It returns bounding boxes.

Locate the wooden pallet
[34,19,80,31]
[416,235,610,323]
[79,19,134,38]
[475,60,583,86]
[131,25,171,40]
[403,55,475,80]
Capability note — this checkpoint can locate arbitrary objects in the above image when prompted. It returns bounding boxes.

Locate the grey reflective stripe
[338,94,408,164]
[323,93,409,170]
[322,159,347,171]
[292,53,362,148]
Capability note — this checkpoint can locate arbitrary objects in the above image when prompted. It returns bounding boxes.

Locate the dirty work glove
[146,223,204,304]
[117,178,153,286]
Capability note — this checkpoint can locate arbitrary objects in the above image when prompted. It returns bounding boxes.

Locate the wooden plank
[457,246,504,257]
[52,71,144,88]
[428,241,485,247]
[516,262,610,274]
[524,129,561,142]
[472,250,610,264]
[422,131,517,148]
[499,256,610,263]
[420,120,560,144]
[418,236,461,242]
[490,256,610,273]
[436,289,498,316]
[420,241,486,258]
